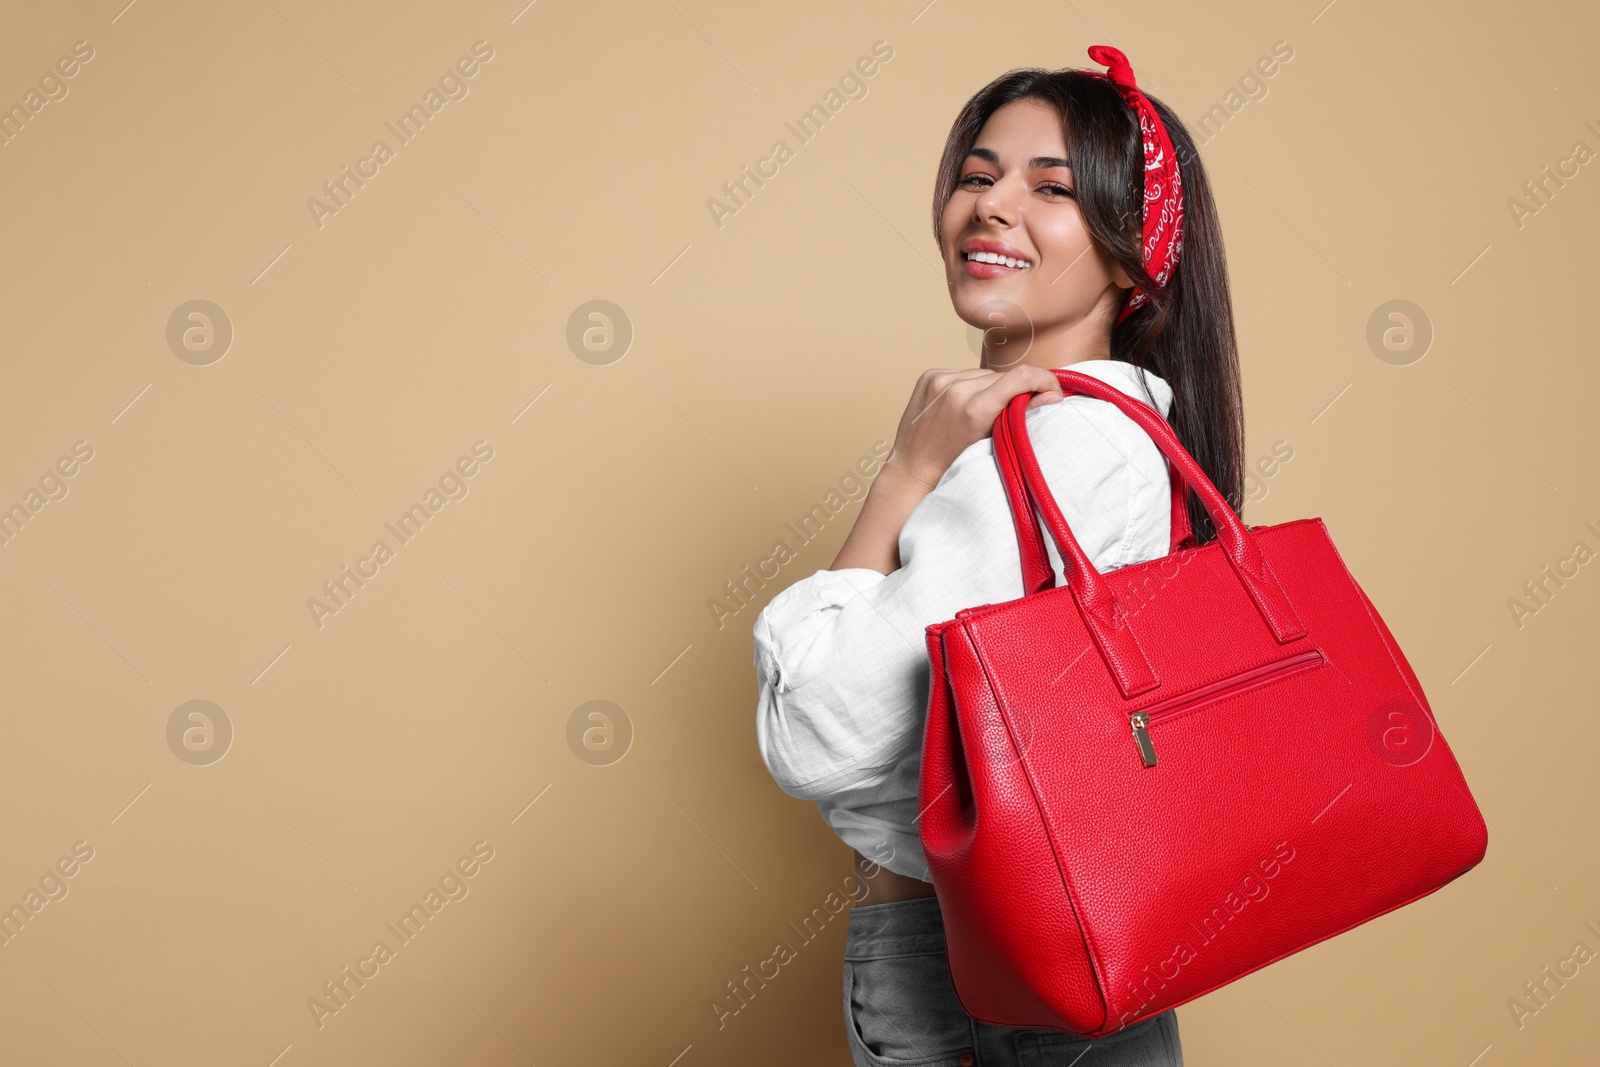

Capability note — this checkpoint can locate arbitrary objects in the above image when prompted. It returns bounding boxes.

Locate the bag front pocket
[1126,648,1327,766]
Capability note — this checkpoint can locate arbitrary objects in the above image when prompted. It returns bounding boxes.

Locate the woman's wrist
[878,451,944,495]
[829,455,941,574]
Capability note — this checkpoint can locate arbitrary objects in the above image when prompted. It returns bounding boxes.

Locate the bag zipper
[1127,648,1325,767]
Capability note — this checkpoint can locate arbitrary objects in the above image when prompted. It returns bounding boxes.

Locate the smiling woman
[945,119,1132,302]
[754,42,1245,1066]
[927,55,1241,546]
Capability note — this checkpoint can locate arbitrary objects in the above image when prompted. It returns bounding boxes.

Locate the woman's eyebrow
[967,147,1072,169]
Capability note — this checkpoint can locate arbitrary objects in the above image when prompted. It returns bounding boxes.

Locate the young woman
[754,46,1241,1065]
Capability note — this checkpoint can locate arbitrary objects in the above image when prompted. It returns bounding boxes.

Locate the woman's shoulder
[892,362,1162,517]
[927,361,1171,492]
[1021,362,1175,563]
[1035,358,1173,421]
[1024,361,1170,452]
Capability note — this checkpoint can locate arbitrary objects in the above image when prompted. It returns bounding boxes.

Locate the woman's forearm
[830,458,941,574]
[828,365,1064,575]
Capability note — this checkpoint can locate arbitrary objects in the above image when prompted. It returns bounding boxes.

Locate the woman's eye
[960,174,1074,198]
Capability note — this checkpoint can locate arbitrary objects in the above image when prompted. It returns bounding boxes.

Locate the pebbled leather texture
[919,369,1490,1038]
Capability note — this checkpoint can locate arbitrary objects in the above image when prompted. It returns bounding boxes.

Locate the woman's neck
[980,321,1114,371]
[977,294,1122,371]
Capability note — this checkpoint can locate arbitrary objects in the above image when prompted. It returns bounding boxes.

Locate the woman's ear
[1096,238,1136,290]
[1110,258,1135,290]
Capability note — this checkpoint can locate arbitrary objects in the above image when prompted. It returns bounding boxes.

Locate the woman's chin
[950,289,1038,330]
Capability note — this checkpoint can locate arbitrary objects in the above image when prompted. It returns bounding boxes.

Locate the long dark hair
[932,67,1242,546]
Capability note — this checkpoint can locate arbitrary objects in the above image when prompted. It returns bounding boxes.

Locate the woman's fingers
[889,364,1072,484]
[1025,390,1067,409]
[906,368,998,423]
[975,364,1066,416]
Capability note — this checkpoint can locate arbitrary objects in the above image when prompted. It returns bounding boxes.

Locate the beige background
[0,0,1595,1064]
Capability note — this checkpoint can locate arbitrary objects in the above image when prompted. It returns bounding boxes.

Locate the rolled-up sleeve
[752,392,1165,802]
[752,567,899,799]
[750,484,1006,800]
[751,568,889,697]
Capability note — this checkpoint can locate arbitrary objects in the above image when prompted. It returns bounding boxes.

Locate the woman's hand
[883,364,1065,490]
[829,364,1064,575]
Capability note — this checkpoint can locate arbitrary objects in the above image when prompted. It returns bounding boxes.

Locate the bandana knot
[1086,45,1185,325]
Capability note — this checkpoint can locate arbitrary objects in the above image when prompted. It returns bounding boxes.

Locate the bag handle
[991,369,1307,698]
[994,394,1196,596]
[991,395,1059,596]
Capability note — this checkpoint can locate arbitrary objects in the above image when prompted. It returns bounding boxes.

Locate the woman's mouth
[962,250,1033,278]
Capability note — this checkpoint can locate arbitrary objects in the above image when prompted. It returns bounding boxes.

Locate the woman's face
[940,97,1133,364]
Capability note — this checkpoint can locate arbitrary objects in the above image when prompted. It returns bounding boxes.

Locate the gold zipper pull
[1130,712,1157,767]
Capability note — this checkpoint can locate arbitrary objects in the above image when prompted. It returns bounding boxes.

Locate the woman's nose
[974,177,1019,225]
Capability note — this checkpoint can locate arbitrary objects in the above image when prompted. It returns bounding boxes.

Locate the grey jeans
[843,896,1183,1067]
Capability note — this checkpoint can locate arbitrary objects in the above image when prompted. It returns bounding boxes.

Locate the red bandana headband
[1086,45,1185,325]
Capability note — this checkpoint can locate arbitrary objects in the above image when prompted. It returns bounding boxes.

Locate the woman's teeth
[966,251,1031,269]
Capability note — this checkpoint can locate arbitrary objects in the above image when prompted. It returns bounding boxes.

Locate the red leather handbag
[918,368,1488,1037]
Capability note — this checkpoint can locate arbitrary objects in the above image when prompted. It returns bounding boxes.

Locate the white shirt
[751,358,1178,882]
